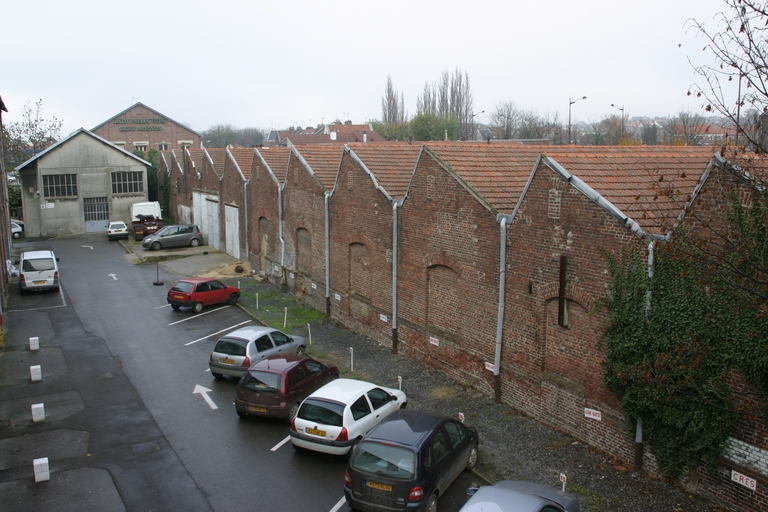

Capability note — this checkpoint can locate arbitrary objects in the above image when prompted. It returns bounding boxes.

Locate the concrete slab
[0,390,84,425]
[0,348,68,387]
[0,429,89,470]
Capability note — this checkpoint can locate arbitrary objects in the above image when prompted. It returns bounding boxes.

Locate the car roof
[223,325,278,342]
[249,354,309,372]
[461,480,579,512]
[308,378,381,403]
[365,410,447,448]
[109,221,126,225]
[21,250,55,259]
[175,277,222,284]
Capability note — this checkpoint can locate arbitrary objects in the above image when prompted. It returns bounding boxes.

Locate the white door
[225,205,240,259]
[206,199,219,250]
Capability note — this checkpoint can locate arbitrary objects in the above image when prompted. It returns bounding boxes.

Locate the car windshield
[241,371,282,393]
[297,398,345,426]
[214,338,247,356]
[351,441,416,479]
[23,258,55,272]
[171,281,194,293]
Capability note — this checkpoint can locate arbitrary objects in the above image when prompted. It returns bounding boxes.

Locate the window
[424,430,450,468]
[157,143,169,151]
[43,174,77,197]
[255,336,274,353]
[111,171,144,194]
[179,140,193,150]
[135,144,147,152]
[305,360,323,375]
[271,331,291,347]
[350,396,371,421]
[367,388,391,411]
[294,366,308,384]
[209,280,224,291]
[444,421,466,448]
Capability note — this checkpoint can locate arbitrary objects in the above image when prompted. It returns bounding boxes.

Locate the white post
[237,281,240,289]
[307,324,312,345]
[29,337,40,350]
[283,307,288,328]
[33,457,50,482]
[350,347,354,372]
[31,403,45,422]
[30,365,42,382]
[256,293,259,310]
[398,376,402,390]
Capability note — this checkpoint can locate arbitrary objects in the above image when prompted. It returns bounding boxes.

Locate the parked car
[235,354,339,422]
[142,224,202,250]
[459,480,580,512]
[167,277,240,313]
[106,221,129,241]
[10,221,23,239]
[17,250,60,293]
[209,326,306,379]
[290,378,407,456]
[344,409,479,512]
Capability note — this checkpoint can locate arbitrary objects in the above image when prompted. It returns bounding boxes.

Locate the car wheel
[237,409,246,418]
[151,241,161,251]
[211,371,223,380]
[171,304,180,311]
[287,402,300,423]
[292,443,305,452]
[193,302,203,314]
[331,373,339,380]
[400,402,407,409]
[12,232,20,239]
[465,444,478,471]
[426,493,438,512]
[296,345,306,355]
[190,238,201,247]
[227,293,239,305]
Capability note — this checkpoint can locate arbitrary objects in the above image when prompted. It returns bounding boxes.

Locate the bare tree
[601,115,624,145]
[202,124,237,148]
[381,75,406,125]
[687,0,768,151]
[517,110,560,141]
[665,109,710,145]
[586,119,607,145]
[236,127,266,147]
[488,101,521,139]
[2,99,62,169]
[416,68,475,139]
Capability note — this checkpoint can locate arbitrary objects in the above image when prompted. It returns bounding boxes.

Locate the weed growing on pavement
[569,483,621,512]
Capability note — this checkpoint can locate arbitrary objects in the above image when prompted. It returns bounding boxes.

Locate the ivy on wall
[601,190,768,478]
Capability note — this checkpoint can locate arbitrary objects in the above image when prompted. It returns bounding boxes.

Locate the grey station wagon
[142,224,202,250]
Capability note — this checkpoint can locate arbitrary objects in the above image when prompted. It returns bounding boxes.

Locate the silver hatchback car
[142,224,203,250]
[209,326,307,379]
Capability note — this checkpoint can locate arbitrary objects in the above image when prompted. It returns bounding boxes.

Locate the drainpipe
[243,182,249,263]
[493,216,509,403]
[324,192,331,317]
[278,185,286,285]
[392,201,401,354]
[634,240,654,471]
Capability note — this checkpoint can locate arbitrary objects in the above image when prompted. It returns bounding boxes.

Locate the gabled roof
[15,127,150,171]
[205,148,228,177]
[227,148,255,180]
[256,147,291,185]
[345,144,422,201]
[91,102,201,136]
[291,146,343,191]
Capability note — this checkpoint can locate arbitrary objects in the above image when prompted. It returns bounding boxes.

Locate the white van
[18,250,60,293]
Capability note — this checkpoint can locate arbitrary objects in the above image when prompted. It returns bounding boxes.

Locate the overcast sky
[4,0,731,136]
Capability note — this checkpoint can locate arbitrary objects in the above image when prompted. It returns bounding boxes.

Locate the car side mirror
[466,487,479,497]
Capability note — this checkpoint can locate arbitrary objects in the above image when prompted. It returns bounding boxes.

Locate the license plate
[249,406,267,413]
[220,358,234,365]
[173,294,184,299]
[367,481,393,492]
[306,427,326,437]
[34,281,46,285]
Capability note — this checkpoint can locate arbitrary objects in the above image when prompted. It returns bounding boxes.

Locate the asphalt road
[0,234,479,512]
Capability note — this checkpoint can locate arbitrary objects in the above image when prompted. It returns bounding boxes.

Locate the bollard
[30,365,42,382]
[32,403,45,422]
[33,457,50,482]
[29,337,40,350]
[308,323,312,345]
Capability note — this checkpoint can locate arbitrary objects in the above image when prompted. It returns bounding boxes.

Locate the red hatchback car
[167,277,240,313]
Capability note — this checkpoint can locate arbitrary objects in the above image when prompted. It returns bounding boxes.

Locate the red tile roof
[256,147,291,183]
[228,148,254,180]
[205,148,227,176]
[292,146,343,190]
[345,144,423,200]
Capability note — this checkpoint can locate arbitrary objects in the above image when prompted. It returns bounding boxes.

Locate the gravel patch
[220,273,730,512]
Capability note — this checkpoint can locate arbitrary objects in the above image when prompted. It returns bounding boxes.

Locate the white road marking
[184,320,252,346]
[108,273,118,280]
[156,304,171,309]
[193,384,218,410]
[81,245,93,250]
[270,436,291,452]
[329,496,347,512]
[168,306,230,325]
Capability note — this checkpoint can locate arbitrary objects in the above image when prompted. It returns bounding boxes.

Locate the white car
[10,221,23,239]
[289,378,407,456]
[107,221,130,241]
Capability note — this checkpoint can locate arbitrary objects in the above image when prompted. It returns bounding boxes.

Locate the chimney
[487,136,491,145]
[363,132,368,144]
[330,131,337,141]
[408,136,413,145]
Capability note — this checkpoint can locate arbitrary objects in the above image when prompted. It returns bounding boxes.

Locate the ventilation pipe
[324,192,331,317]
[634,240,655,470]
[278,185,286,283]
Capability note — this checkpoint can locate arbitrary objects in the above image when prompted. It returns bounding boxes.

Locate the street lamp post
[469,110,485,140]
[611,103,625,141]
[568,96,587,144]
